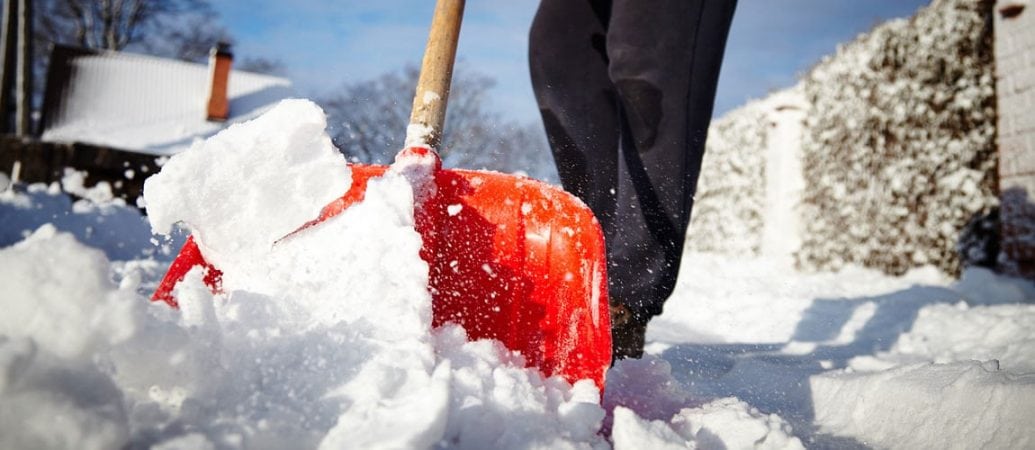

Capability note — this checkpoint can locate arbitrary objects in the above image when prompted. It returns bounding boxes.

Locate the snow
[612,397,806,450]
[143,99,353,293]
[649,254,1035,447]
[811,362,1035,449]
[405,123,436,148]
[2,98,1035,449]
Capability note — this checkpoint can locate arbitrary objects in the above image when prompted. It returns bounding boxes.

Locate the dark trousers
[530,0,737,321]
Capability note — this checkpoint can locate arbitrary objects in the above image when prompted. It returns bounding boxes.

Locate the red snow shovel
[152,0,612,388]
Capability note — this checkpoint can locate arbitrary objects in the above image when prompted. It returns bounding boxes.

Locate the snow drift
[2,99,1033,449]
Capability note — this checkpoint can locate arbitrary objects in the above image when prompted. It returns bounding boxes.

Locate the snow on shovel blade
[153,148,613,388]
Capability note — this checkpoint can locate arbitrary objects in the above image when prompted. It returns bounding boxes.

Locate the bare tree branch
[319,64,557,182]
[36,0,221,58]
[237,56,287,76]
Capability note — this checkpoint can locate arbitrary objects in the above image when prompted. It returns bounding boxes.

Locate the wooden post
[15,0,33,136]
[0,0,18,134]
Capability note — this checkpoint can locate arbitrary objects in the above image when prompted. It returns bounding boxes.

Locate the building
[0,43,294,202]
[39,44,293,155]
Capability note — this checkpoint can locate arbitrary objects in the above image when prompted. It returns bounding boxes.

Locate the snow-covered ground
[2,101,1034,449]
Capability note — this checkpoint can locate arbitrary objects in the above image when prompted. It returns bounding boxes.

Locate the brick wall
[995,0,1035,278]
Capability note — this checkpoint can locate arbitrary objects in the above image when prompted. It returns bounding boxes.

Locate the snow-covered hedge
[795,0,997,275]
[686,98,769,255]
[689,0,997,276]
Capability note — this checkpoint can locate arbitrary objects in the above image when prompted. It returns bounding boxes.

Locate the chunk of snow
[143,98,351,286]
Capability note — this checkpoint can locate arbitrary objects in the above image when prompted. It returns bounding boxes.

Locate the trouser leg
[530,0,737,322]
[529,0,620,233]
[605,0,737,320]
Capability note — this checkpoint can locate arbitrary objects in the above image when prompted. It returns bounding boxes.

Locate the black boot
[610,303,647,361]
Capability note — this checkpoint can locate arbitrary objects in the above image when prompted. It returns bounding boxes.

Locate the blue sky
[214,0,931,123]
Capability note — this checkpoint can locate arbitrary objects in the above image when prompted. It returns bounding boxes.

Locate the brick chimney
[206,42,233,121]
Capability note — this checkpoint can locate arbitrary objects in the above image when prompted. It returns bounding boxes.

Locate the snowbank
[1,100,617,449]
[0,175,159,262]
[811,362,1035,449]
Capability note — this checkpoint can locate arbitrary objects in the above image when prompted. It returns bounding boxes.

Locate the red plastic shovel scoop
[152,0,612,388]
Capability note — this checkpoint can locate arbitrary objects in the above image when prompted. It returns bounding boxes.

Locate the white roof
[40,47,294,156]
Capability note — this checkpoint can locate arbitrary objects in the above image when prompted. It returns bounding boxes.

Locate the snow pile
[60,168,121,207]
[854,301,1035,372]
[143,98,352,282]
[807,269,1035,448]
[431,326,606,448]
[0,220,797,449]
[0,221,609,449]
[1,176,158,262]
[0,226,139,450]
[612,401,803,450]
[796,0,998,276]
[811,362,1035,449]
[605,358,804,450]
[2,99,614,449]
[4,97,1035,449]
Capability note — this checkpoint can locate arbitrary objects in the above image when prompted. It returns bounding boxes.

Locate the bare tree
[145,10,230,62]
[453,121,559,184]
[320,66,415,164]
[35,0,228,61]
[319,64,558,183]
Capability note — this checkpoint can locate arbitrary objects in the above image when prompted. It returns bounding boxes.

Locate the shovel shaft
[406,0,465,149]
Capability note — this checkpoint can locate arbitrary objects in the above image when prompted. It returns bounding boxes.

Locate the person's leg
[529,0,620,232]
[531,0,738,360]
[532,0,640,361]
[605,0,737,340]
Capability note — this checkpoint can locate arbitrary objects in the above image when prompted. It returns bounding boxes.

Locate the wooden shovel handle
[407,0,465,149]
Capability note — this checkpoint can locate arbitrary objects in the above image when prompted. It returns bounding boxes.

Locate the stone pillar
[761,87,807,266]
[995,0,1035,278]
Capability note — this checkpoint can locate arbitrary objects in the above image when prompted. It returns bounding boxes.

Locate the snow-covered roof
[40,45,294,156]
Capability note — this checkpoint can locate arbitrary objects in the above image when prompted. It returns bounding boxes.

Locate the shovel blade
[153,157,612,388]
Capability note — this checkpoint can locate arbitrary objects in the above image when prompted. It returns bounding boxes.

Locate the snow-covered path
[2,101,1034,448]
[644,254,1035,448]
